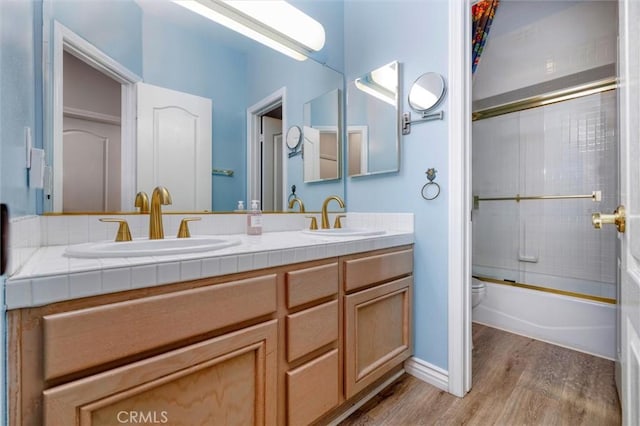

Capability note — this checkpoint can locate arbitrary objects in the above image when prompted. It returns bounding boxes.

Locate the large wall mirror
[41,0,344,213]
[303,89,341,182]
[347,60,400,177]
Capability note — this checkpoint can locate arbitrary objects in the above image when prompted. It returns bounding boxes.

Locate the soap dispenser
[246,199,263,235]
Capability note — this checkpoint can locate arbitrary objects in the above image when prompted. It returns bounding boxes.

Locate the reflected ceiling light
[370,64,397,93]
[355,77,396,106]
[172,0,325,61]
[408,85,439,110]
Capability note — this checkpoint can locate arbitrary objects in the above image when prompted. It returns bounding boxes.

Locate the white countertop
[6,229,414,309]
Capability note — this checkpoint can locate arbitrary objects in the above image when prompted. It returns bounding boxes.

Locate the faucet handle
[99,218,133,242]
[333,215,347,229]
[177,217,201,238]
[305,215,318,230]
[135,191,149,213]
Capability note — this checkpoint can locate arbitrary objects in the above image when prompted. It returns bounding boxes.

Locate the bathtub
[472,279,616,360]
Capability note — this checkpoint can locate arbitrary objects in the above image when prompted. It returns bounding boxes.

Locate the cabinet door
[44,320,277,426]
[344,277,412,399]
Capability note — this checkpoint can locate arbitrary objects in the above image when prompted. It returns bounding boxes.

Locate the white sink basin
[301,228,386,237]
[65,236,240,258]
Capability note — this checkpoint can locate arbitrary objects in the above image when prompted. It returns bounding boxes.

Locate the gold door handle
[592,205,625,233]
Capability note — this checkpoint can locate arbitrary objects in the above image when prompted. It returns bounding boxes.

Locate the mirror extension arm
[402,110,444,135]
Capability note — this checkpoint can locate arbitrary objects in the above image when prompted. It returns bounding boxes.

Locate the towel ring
[421,168,440,200]
[288,185,297,202]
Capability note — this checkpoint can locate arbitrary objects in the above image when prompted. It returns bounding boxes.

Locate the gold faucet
[288,197,305,213]
[321,195,345,229]
[135,191,149,213]
[149,186,172,239]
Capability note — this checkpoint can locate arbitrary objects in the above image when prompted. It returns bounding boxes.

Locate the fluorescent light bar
[172,0,325,61]
[370,64,397,93]
[355,78,396,106]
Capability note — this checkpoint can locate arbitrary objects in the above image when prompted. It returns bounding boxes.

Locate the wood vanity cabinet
[8,245,413,426]
[342,248,414,399]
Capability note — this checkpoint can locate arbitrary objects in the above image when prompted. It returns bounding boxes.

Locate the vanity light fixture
[172,0,325,61]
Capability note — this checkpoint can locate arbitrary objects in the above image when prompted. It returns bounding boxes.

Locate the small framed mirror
[347,60,400,177]
[286,125,302,150]
[402,72,446,135]
[408,72,445,112]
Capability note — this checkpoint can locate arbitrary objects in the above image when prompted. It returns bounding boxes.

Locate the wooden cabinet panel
[286,263,338,308]
[343,249,413,292]
[344,277,412,399]
[44,320,278,426]
[43,274,277,381]
[286,349,339,426]
[286,300,338,362]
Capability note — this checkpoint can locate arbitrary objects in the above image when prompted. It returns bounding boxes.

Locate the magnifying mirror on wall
[408,72,445,112]
[286,125,302,151]
[402,72,446,135]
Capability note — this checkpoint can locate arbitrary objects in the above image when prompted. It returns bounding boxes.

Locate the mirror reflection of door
[62,52,122,212]
[137,83,212,211]
[260,108,283,211]
[318,129,338,179]
[302,88,341,182]
[347,126,368,176]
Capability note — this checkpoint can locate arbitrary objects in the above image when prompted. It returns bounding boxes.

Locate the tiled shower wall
[472,91,618,299]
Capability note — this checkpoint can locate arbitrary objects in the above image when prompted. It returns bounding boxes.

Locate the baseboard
[404,357,449,392]
[327,369,405,426]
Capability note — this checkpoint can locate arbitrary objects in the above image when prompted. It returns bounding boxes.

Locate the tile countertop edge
[5,230,414,309]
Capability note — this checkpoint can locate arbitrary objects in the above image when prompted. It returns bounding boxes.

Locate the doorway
[467,0,620,394]
[50,22,140,212]
[247,88,287,212]
[62,52,122,212]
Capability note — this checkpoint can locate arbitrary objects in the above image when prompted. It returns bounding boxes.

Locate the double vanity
[6,212,414,425]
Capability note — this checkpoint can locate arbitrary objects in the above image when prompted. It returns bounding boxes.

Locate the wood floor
[340,324,621,426]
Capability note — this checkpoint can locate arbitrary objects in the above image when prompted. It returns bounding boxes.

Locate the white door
[614,1,640,424]
[62,117,121,212]
[137,83,212,211]
[303,125,320,181]
[261,116,282,211]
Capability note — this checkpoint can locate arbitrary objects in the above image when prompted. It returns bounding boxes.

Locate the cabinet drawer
[343,248,413,292]
[286,262,338,308]
[43,274,277,381]
[286,300,338,362]
[286,349,339,426]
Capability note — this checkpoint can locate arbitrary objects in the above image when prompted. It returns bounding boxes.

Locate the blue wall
[1,0,41,421]
[48,0,143,76]
[344,0,450,370]
[2,0,39,217]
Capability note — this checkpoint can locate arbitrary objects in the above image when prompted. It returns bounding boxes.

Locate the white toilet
[472,277,487,308]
